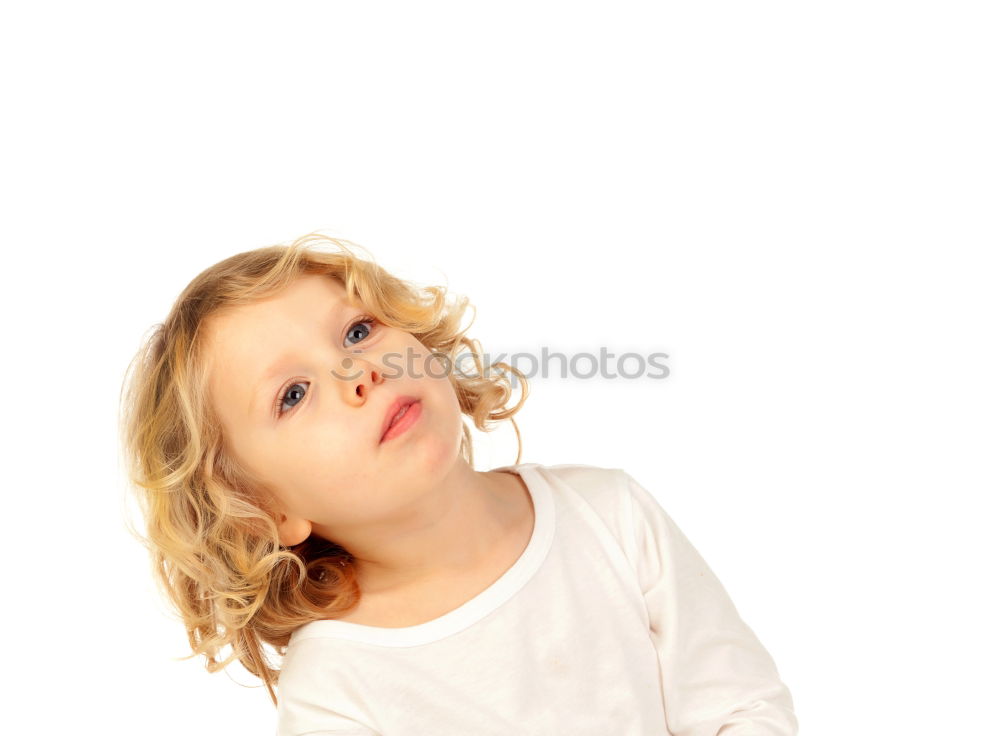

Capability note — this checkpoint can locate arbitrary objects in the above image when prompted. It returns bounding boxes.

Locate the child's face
[203,273,465,546]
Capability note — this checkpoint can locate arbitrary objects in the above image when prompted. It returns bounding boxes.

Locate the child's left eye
[344,315,378,347]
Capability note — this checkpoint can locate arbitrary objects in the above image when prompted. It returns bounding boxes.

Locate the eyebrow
[246,300,349,419]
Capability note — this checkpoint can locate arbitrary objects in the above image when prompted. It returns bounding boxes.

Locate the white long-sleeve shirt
[275,462,798,736]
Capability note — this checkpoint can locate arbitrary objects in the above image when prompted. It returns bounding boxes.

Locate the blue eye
[274,381,309,416]
[345,315,377,347]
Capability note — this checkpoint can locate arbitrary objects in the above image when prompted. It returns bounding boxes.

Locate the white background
[2,1,997,734]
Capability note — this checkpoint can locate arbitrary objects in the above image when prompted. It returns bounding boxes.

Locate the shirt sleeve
[275,658,383,736]
[279,722,381,736]
[622,470,799,736]
[279,723,381,736]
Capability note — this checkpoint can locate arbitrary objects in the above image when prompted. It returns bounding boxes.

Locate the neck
[315,458,523,596]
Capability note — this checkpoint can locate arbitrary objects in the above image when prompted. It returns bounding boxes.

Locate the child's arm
[622,471,799,736]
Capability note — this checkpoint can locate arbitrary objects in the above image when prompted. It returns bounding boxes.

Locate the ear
[277,513,313,547]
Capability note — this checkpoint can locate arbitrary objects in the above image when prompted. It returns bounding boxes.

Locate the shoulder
[535,464,664,513]
[529,461,635,531]
[279,634,335,689]
[529,462,668,540]
[277,638,375,735]
[530,462,628,486]
[280,631,358,692]
[530,462,629,502]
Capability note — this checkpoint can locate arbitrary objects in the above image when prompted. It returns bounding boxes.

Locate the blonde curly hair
[118,232,528,706]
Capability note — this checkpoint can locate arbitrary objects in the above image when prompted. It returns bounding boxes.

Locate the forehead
[208,274,349,343]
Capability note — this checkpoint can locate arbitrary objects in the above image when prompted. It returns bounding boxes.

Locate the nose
[335,355,384,400]
[355,365,384,398]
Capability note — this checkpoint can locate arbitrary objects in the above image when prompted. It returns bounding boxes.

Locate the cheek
[425,352,451,379]
[291,457,377,513]
[264,422,361,481]
[431,381,466,446]
[301,422,368,459]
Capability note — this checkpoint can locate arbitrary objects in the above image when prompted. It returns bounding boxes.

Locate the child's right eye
[274,381,309,417]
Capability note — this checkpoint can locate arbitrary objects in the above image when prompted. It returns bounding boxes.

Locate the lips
[380,396,420,443]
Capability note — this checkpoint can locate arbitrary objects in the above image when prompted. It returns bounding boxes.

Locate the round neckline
[288,462,553,648]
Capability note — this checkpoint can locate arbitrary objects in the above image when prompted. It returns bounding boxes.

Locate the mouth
[379,396,421,444]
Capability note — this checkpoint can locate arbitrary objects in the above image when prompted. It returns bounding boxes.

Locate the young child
[119,232,798,736]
